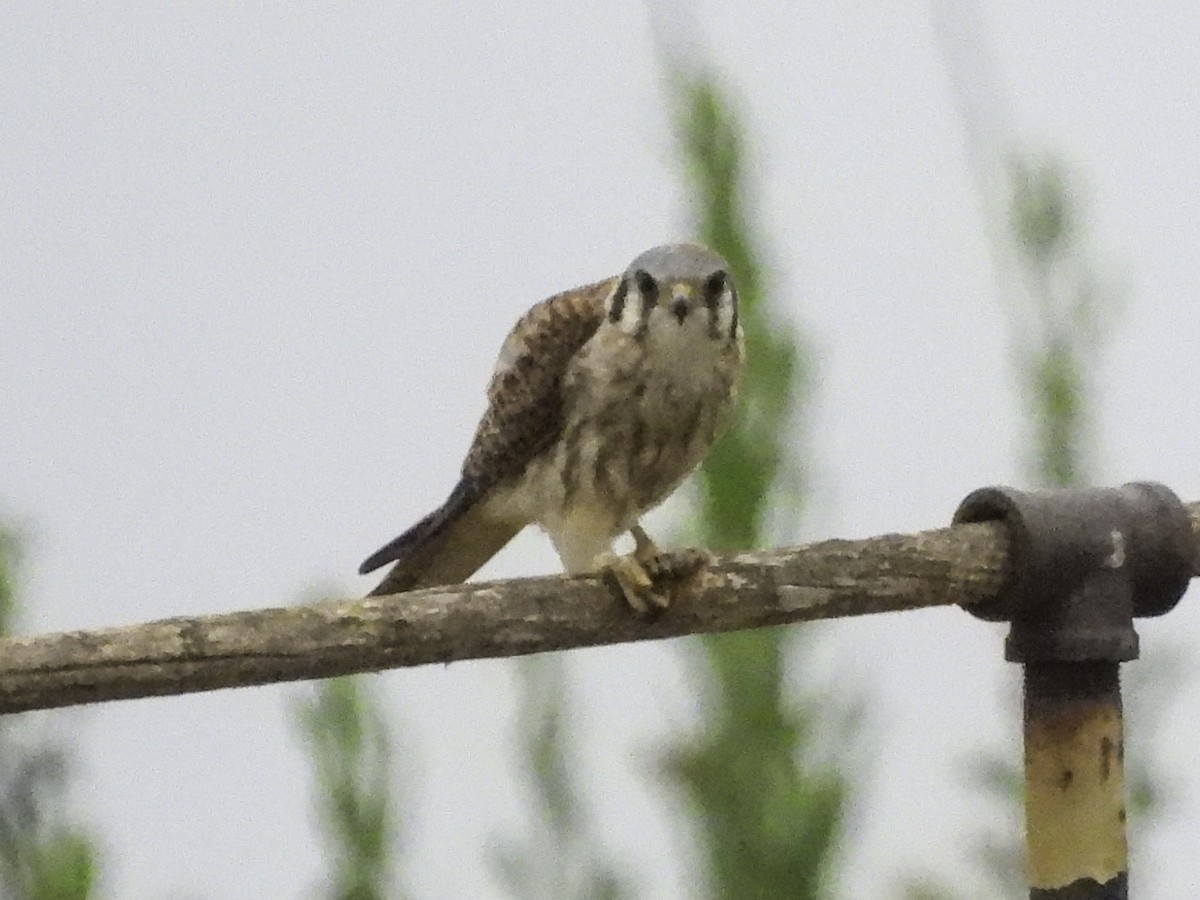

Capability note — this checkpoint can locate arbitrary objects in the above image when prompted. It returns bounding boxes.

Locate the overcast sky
[4,2,1200,898]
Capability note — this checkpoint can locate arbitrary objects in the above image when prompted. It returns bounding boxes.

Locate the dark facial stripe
[635,270,658,339]
[706,289,722,340]
[635,269,658,299]
[703,271,726,339]
[729,287,739,339]
[608,278,629,324]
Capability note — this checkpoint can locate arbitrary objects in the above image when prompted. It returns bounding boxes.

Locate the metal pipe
[1024,661,1127,899]
[954,482,1194,899]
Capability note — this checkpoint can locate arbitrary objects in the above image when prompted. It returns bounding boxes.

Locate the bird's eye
[705,270,728,298]
[635,270,658,298]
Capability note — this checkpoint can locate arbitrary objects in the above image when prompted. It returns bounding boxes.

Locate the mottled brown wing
[461,276,615,492]
[359,277,614,596]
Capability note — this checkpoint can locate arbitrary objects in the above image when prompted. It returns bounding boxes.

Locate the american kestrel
[360,243,744,612]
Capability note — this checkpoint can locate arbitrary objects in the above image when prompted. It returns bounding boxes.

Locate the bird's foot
[596,526,713,615]
[594,550,667,615]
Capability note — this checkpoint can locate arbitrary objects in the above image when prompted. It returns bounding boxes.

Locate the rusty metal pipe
[1024,661,1127,899]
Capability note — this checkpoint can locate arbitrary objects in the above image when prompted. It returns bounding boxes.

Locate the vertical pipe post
[1023,661,1127,899]
[954,482,1193,900]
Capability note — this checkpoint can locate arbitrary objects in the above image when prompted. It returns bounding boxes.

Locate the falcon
[360,243,744,612]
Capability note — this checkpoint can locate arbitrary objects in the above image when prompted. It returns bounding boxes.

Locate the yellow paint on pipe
[1025,696,1127,890]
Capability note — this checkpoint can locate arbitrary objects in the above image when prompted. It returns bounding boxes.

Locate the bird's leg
[630,523,658,559]
[595,524,712,615]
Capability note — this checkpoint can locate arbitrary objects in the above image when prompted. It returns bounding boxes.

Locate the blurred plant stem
[491,656,626,900]
[295,668,401,900]
[1006,156,1111,489]
[0,519,98,900]
[661,67,856,900]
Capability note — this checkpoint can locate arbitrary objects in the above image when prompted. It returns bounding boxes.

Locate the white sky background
[3,2,1200,898]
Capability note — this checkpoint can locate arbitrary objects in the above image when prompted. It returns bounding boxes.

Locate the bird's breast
[520,342,736,533]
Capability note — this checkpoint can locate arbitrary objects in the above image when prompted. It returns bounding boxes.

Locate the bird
[359,242,744,612]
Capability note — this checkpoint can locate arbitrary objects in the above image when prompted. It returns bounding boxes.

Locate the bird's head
[604,243,740,350]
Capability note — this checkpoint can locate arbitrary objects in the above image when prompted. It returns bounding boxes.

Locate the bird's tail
[359,479,522,596]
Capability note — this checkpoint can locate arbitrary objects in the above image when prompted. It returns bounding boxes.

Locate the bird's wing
[462,276,616,492]
[361,277,615,595]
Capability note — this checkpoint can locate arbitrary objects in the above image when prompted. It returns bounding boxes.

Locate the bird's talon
[594,551,668,615]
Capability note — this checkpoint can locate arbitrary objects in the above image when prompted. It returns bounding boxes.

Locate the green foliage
[665,629,848,900]
[0,523,21,636]
[1010,159,1072,263]
[1006,156,1114,489]
[663,68,853,900]
[1028,340,1087,488]
[0,745,99,900]
[0,519,98,900]
[22,833,97,900]
[674,78,804,547]
[491,656,626,900]
[295,675,400,900]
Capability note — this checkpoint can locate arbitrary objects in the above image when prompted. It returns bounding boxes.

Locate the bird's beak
[670,284,694,324]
